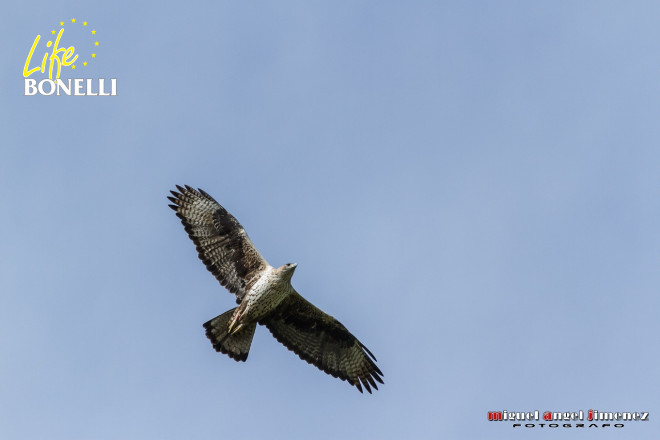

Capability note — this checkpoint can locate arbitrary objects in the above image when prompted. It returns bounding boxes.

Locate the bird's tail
[203,308,256,362]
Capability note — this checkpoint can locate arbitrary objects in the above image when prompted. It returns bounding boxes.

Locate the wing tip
[265,321,384,394]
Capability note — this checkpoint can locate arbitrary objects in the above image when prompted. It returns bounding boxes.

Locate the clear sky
[1,2,658,439]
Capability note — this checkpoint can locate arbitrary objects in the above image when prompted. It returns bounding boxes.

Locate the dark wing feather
[261,292,384,393]
[168,185,268,303]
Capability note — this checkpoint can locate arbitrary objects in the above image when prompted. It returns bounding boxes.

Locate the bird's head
[280,262,297,280]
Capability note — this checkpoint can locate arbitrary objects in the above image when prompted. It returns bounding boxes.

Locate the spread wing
[168,185,268,303]
[261,292,384,393]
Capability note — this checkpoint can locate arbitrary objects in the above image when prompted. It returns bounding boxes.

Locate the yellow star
[91,53,96,58]
[60,21,64,26]
[83,61,88,66]
[71,18,76,23]
[83,21,88,26]
[51,30,56,34]
[92,30,96,34]
[94,41,99,46]
[72,64,76,69]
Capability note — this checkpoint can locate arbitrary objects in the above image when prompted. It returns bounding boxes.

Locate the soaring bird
[168,185,383,393]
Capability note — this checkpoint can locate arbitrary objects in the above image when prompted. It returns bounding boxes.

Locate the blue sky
[1,2,658,439]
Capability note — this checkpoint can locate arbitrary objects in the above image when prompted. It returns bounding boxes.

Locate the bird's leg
[227,306,247,335]
[227,320,244,335]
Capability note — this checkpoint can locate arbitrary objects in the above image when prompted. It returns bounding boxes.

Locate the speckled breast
[242,268,292,321]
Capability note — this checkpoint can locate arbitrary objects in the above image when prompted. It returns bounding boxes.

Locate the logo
[487,409,650,429]
[23,18,116,96]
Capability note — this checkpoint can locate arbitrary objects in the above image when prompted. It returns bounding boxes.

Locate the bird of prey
[168,185,383,393]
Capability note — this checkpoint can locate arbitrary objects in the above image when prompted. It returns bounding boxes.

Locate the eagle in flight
[168,185,383,393]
